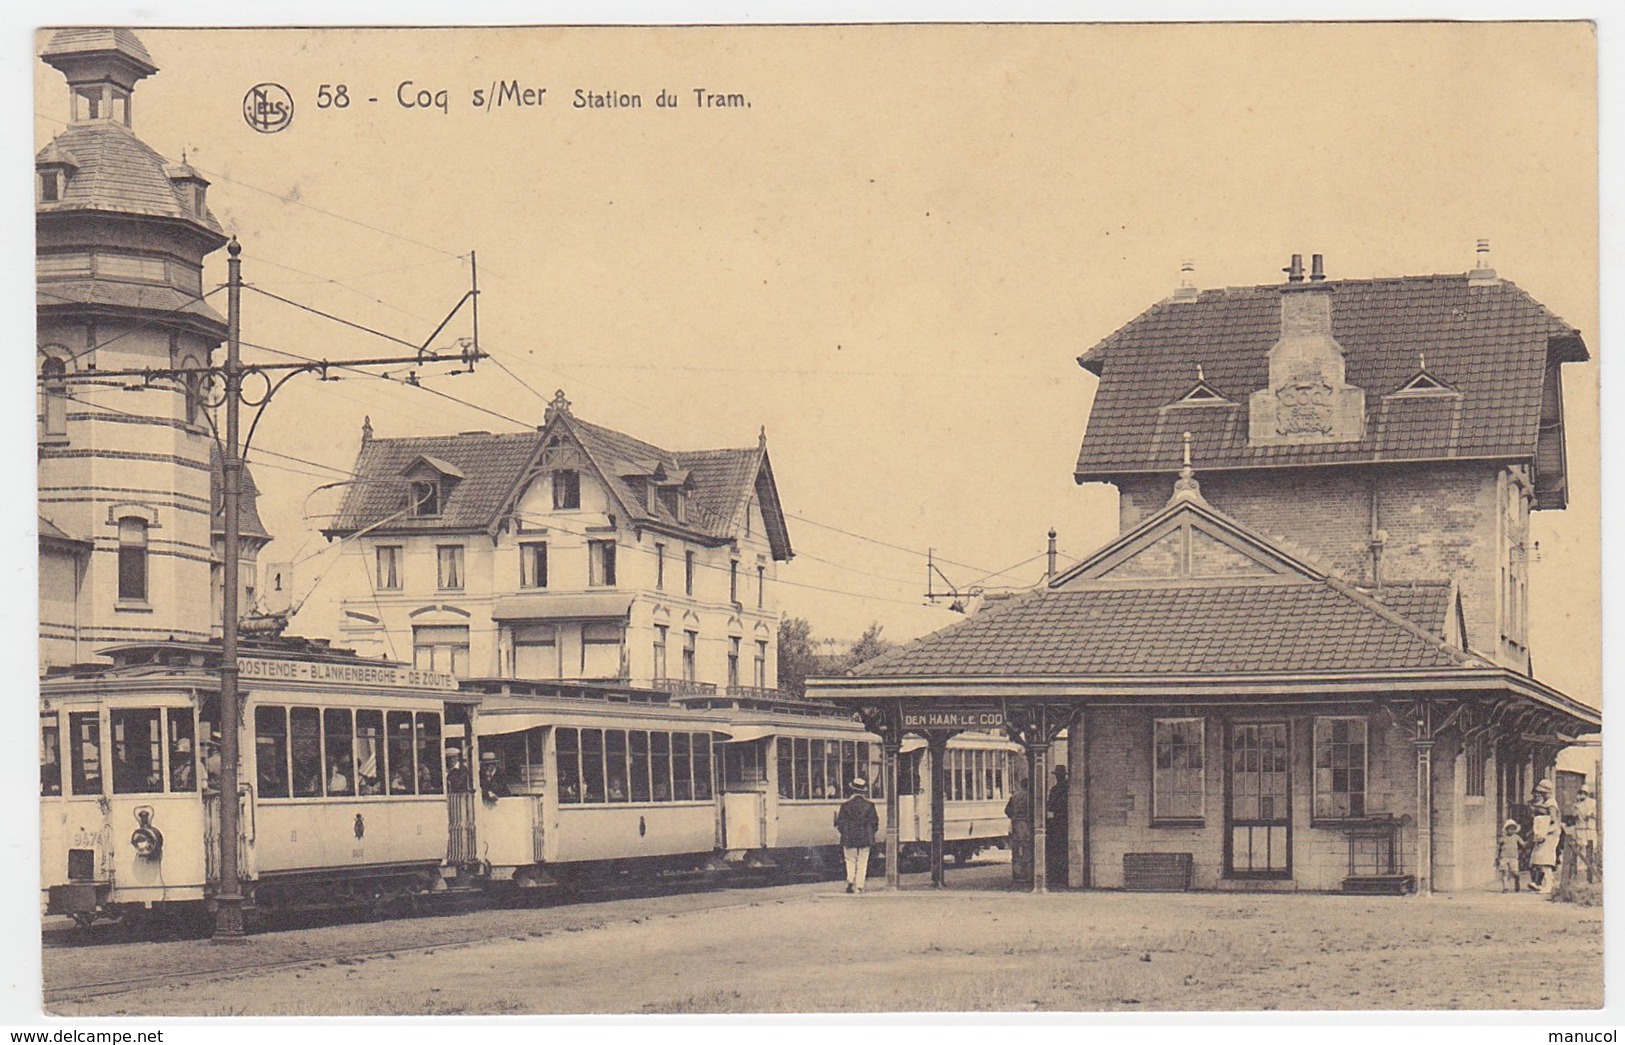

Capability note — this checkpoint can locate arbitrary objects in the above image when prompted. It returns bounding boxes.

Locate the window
[376,546,402,590]
[413,625,469,677]
[109,708,163,795]
[693,734,714,799]
[581,622,624,679]
[778,738,795,799]
[629,731,652,802]
[75,86,104,120]
[324,709,355,796]
[655,544,666,589]
[557,728,582,803]
[672,733,693,800]
[117,516,148,602]
[651,732,672,800]
[682,630,697,682]
[416,713,443,794]
[40,357,67,437]
[685,551,695,596]
[512,624,559,679]
[589,540,617,586]
[1313,717,1367,819]
[553,470,581,510]
[757,565,765,609]
[254,706,290,799]
[606,730,629,801]
[1153,718,1205,822]
[754,641,768,689]
[410,480,440,517]
[69,712,101,796]
[41,715,62,797]
[810,739,827,798]
[581,728,606,802]
[355,710,384,795]
[520,542,548,588]
[436,545,464,590]
[386,711,416,795]
[653,625,668,680]
[39,170,60,202]
[290,707,323,798]
[729,560,739,604]
[1465,734,1487,798]
[794,737,811,797]
[727,637,741,689]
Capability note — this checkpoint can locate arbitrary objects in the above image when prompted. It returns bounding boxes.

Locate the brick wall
[1082,705,1434,892]
[1116,463,1509,660]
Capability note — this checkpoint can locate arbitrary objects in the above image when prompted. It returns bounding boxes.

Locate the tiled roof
[330,431,543,533]
[1075,274,1587,477]
[211,445,271,542]
[1368,582,1454,638]
[851,580,1472,678]
[41,28,157,71]
[36,119,224,236]
[328,412,792,558]
[37,279,226,329]
[38,515,90,549]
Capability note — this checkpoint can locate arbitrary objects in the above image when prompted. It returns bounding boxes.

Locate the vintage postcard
[23,18,1601,1024]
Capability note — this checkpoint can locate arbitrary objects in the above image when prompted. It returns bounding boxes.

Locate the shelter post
[1067,714,1087,889]
[928,731,949,887]
[884,735,901,890]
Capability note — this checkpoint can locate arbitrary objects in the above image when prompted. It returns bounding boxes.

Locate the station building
[809,252,1598,894]
[299,391,793,696]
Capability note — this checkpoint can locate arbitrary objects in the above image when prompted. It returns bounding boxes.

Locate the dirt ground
[49,869,1602,1016]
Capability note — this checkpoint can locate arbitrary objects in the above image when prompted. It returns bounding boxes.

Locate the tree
[776,616,821,699]
[843,621,894,672]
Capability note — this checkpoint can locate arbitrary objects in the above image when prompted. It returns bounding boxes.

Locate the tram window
[993,753,1005,799]
[40,715,62,797]
[898,751,920,797]
[355,710,384,795]
[581,728,606,803]
[111,708,163,794]
[693,734,714,800]
[794,737,810,798]
[557,727,581,803]
[973,750,984,801]
[254,706,290,798]
[68,713,102,796]
[629,731,651,802]
[323,709,355,795]
[605,730,629,802]
[809,739,826,798]
[825,742,841,800]
[385,711,416,795]
[167,707,196,792]
[865,745,885,800]
[777,738,795,799]
[290,708,323,797]
[651,732,672,801]
[672,733,692,800]
[839,741,855,796]
[416,713,443,794]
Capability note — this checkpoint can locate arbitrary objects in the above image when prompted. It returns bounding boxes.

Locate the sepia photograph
[21,13,1604,1024]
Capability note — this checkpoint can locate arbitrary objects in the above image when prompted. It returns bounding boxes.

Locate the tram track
[45,862,936,1009]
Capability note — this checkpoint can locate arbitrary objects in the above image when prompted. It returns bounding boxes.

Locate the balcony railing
[653,677,718,697]
[725,685,781,701]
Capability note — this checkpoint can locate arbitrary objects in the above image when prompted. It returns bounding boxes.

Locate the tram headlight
[130,807,164,859]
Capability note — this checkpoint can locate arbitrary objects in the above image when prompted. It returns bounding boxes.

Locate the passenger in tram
[327,759,352,796]
[480,753,510,801]
[389,762,412,794]
[445,748,469,792]
[170,739,194,791]
[356,759,383,796]
[200,737,221,792]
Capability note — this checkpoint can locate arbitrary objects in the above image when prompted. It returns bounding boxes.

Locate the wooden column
[1030,741,1051,893]
[884,736,901,890]
[1068,716,1087,889]
[927,732,949,888]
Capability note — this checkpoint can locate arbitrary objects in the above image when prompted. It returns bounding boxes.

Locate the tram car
[460,677,725,888]
[679,691,1019,870]
[40,640,466,925]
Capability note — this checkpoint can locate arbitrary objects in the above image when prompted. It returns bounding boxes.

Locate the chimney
[1309,254,1326,282]
[1046,528,1058,579]
[1171,258,1199,303]
[1283,253,1305,283]
[1250,252,1365,446]
[1468,238,1499,285]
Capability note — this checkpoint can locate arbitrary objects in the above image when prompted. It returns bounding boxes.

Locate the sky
[29,21,1600,700]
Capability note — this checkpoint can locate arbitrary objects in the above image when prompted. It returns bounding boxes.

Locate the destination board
[901,708,1007,731]
[239,657,460,691]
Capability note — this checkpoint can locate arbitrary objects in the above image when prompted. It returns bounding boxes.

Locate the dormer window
[38,171,60,203]
[191,183,206,214]
[645,479,658,514]
[675,490,688,525]
[411,480,441,517]
[553,469,581,510]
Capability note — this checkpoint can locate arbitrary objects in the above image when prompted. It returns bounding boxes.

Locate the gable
[1055,495,1315,589]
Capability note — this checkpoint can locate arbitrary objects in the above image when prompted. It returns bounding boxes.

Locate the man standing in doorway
[1047,764,1070,883]
[835,777,880,893]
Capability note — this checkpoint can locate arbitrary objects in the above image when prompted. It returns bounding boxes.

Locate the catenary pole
[214,237,246,939]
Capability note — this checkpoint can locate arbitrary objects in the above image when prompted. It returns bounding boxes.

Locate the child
[1496,819,1523,892]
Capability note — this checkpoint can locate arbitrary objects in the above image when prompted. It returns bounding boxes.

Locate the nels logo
[243,83,294,133]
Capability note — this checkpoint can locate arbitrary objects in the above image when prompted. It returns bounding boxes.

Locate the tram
[40,640,466,925]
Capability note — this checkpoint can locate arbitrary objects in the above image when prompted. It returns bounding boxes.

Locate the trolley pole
[213,238,246,941]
